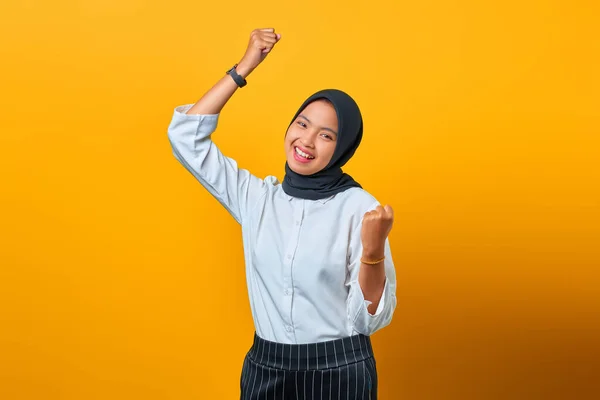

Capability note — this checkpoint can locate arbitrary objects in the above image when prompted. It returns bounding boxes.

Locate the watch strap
[227,64,247,88]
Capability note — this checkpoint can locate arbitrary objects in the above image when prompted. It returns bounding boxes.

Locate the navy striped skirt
[240,332,378,399]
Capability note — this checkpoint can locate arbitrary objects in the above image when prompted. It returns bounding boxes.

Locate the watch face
[226,64,245,87]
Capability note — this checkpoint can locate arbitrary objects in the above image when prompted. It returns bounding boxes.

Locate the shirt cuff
[365,278,387,317]
[174,103,219,117]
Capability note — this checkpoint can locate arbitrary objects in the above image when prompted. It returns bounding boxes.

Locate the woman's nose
[299,138,315,148]
[300,131,316,148]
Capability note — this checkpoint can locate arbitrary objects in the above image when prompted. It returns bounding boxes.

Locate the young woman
[167,28,397,400]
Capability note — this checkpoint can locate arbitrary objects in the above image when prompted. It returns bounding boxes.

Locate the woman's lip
[295,145,314,157]
[293,149,313,163]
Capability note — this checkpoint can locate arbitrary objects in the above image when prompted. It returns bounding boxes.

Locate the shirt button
[287,254,292,260]
[286,325,293,332]
[296,221,300,226]
[284,289,290,295]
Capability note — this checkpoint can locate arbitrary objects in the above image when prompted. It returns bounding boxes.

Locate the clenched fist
[237,28,281,74]
[360,205,394,259]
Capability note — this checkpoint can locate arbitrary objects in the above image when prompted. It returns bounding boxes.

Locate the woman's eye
[297,121,307,128]
[321,133,332,140]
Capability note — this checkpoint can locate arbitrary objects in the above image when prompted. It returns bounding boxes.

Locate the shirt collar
[284,193,336,204]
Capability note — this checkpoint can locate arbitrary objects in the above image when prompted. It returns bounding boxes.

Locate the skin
[185,28,394,315]
[284,99,338,176]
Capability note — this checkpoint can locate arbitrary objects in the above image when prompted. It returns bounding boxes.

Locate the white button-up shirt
[167,104,397,344]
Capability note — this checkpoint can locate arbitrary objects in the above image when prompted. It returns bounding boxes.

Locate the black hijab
[282,89,363,200]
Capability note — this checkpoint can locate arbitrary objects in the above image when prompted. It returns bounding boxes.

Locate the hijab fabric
[282,89,363,200]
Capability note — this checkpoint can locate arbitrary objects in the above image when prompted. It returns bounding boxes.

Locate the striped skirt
[240,332,378,399]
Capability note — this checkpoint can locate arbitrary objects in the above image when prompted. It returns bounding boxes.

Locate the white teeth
[295,147,314,159]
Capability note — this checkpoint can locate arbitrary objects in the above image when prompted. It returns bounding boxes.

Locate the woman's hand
[360,205,394,259]
[184,28,280,115]
[237,28,281,76]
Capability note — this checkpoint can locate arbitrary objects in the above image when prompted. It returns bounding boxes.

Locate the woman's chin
[287,159,317,175]
[289,165,310,175]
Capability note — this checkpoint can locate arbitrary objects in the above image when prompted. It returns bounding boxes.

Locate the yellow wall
[1,0,599,399]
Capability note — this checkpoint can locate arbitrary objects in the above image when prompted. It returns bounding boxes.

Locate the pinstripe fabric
[240,333,377,399]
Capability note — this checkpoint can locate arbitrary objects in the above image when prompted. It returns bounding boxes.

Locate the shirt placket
[282,199,305,342]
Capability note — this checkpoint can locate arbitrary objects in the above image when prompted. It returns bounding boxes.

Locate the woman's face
[284,99,338,175]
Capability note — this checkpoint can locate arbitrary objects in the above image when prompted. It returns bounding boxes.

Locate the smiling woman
[285,99,338,172]
[166,28,397,399]
[282,92,365,201]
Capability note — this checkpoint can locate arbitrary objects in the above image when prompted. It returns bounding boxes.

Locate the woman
[167,28,397,400]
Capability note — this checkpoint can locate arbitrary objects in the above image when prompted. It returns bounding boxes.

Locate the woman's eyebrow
[298,114,338,136]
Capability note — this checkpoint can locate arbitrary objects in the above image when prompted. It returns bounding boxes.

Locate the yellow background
[1,0,599,398]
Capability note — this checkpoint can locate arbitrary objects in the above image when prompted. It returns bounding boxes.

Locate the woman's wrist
[361,244,385,261]
[235,61,254,78]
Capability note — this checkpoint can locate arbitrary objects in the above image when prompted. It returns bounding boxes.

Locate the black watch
[226,64,247,88]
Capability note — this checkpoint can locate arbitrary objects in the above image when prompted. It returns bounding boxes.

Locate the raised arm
[346,203,397,335]
[186,28,281,115]
[167,28,282,224]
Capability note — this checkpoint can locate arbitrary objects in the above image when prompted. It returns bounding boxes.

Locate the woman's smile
[293,145,315,163]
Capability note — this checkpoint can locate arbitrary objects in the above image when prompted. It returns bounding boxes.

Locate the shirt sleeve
[166,104,268,224]
[346,203,398,336]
